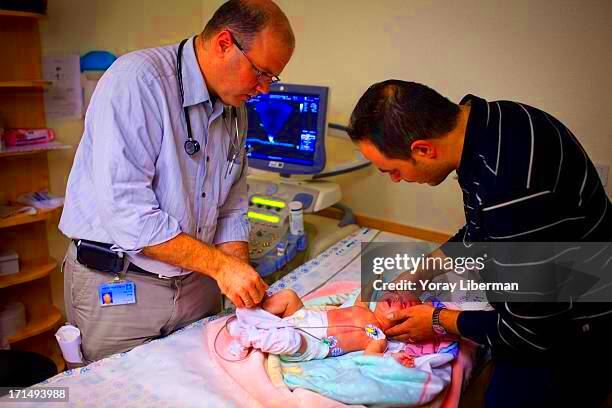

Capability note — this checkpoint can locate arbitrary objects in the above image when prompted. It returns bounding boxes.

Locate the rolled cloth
[228,308,302,356]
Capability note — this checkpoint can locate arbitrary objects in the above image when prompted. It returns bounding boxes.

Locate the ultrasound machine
[244,83,369,278]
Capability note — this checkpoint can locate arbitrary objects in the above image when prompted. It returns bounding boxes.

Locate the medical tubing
[213,314,366,362]
[214,315,253,362]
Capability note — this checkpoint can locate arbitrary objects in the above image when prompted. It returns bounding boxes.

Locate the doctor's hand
[215,254,268,309]
[384,304,435,343]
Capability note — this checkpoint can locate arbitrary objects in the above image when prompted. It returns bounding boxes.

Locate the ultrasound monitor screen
[245,92,321,166]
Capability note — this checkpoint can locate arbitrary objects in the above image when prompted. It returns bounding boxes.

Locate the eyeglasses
[227,31,280,84]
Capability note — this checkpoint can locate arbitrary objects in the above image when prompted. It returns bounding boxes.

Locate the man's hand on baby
[216,254,268,308]
[384,304,435,343]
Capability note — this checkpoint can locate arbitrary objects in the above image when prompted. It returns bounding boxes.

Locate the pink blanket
[207,316,362,407]
[206,281,478,407]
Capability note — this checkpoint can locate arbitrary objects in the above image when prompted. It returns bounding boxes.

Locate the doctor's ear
[410,140,436,159]
[213,30,234,54]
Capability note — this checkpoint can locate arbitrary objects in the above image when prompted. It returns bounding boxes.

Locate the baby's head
[373,290,421,330]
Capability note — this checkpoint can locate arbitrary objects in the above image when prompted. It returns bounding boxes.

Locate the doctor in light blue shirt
[59,0,295,362]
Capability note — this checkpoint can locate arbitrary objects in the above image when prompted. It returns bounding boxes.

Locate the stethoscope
[177,38,246,179]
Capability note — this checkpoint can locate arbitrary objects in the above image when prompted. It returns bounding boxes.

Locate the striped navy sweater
[442,94,612,354]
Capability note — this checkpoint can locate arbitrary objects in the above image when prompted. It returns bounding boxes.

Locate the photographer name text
[372,279,519,292]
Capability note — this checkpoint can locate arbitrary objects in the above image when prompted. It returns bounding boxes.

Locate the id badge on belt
[98,276,136,307]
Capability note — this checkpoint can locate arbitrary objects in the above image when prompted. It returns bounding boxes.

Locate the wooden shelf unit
[0,9,47,20]
[0,80,51,88]
[0,258,57,289]
[0,142,71,158]
[0,207,62,229]
[1,1,66,374]
[0,9,46,19]
[7,304,62,344]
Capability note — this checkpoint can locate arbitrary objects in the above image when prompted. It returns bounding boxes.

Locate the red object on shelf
[4,129,55,147]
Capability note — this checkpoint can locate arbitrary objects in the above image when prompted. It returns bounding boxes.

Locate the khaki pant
[62,242,221,363]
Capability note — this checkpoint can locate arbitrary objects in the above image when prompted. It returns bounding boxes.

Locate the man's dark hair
[203,0,294,52]
[348,80,460,160]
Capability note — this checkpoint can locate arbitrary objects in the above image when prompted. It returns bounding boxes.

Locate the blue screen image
[246,93,321,166]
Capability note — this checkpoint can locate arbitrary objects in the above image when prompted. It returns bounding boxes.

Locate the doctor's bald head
[203,0,295,52]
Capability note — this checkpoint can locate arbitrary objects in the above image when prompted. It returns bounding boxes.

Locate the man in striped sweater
[348,80,611,407]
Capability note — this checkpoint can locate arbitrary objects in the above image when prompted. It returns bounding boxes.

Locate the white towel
[227,308,301,356]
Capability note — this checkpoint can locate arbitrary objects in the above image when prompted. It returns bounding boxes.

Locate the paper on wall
[43,55,83,120]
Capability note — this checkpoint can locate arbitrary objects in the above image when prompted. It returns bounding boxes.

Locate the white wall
[40,0,612,307]
[273,0,612,234]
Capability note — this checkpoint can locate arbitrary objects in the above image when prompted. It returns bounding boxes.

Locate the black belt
[127,262,157,276]
[126,262,179,280]
[73,239,177,280]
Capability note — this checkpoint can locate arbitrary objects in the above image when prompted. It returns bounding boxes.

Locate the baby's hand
[393,352,415,368]
[379,290,420,309]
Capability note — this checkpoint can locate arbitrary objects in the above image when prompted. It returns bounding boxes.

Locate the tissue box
[0,251,19,276]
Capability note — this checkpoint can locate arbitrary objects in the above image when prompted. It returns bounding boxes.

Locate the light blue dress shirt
[59,36,250,277]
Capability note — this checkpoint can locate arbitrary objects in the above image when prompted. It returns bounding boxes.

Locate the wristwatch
[432,307,447,335]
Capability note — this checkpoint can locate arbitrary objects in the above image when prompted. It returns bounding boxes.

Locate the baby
[227,288,420,364]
